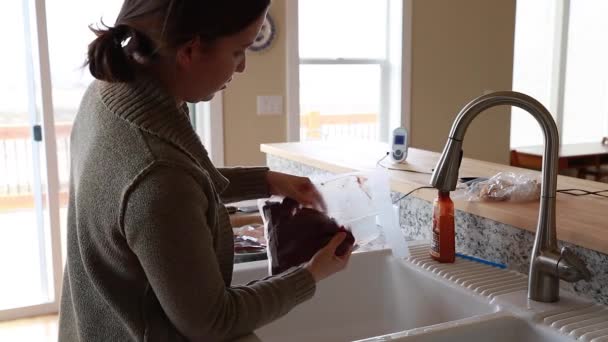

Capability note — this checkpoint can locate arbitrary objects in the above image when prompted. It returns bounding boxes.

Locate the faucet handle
[557,247,592,282]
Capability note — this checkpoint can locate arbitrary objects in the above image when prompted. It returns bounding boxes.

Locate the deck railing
[300,112,378,141]
[0,123,71,211]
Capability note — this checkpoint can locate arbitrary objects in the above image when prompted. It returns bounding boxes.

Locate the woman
[58,0,353,341]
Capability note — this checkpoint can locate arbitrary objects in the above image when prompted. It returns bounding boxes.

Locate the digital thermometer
[391,127,408,163]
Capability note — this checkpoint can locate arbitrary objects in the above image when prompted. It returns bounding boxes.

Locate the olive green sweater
[58,79,315,341]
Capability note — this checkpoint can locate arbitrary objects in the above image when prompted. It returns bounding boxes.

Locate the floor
[0,314,58,342]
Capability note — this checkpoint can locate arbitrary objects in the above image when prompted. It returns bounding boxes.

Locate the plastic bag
[258,197,355,275]
[233,224,266,253]
[258,170,408,275]
[314,173,380,246]
[314,170,407,258]
[462,172,541,202]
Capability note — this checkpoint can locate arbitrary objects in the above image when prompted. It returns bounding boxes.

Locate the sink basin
[233,243,607,341]
[367,314,575,342]
[232,248,497,342]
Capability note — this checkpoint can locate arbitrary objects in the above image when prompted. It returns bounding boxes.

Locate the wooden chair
[579,137,608,182]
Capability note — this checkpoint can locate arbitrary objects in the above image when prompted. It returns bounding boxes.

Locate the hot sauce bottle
[430,191,455,263]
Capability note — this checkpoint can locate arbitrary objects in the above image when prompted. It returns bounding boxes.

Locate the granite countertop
[260,141,608,256]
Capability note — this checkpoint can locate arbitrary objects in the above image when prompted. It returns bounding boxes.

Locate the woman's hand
[304,232,353,283]
[266,171,326,211]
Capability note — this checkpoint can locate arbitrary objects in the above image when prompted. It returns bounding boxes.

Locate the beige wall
[222,0,516,166]
[409,0,516,164]
[222,0,287,166]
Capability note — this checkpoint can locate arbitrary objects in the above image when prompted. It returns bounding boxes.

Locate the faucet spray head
[430,138,464,192]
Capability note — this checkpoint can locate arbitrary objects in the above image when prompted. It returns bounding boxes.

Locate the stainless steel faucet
[430,91,591,302]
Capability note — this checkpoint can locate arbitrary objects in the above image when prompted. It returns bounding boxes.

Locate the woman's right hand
[304,232,353,283]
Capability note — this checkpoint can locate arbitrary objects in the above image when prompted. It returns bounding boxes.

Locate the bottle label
[430,229,440,257]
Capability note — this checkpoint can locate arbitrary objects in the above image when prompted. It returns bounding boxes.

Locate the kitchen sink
[233,248,497,342]
[233,243,607,342]
[359,313,574,342]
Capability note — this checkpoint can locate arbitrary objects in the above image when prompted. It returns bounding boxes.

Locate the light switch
[257,95,283,115]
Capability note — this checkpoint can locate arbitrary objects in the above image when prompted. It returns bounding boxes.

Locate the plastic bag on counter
[258,170,407,275]
[460,172,541,202]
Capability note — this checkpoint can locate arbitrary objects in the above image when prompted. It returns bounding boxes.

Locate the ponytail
[87,24,136,82]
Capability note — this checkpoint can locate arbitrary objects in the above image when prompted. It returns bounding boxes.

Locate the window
[296,0,402,142]
[562,0,608,144]
[512,0,608,148]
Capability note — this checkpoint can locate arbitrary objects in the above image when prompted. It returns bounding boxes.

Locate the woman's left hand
[266,171,326,211]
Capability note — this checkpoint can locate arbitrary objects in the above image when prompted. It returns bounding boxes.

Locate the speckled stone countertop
[266,154,608,306]
[262,142,608,256]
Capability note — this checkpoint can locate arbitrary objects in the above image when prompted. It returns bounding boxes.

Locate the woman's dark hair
[87,0,271,83]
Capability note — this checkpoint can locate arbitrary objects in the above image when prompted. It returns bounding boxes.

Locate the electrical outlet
[256,95,283,115]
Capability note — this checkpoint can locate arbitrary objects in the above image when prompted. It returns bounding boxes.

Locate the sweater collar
[98,78,229,192]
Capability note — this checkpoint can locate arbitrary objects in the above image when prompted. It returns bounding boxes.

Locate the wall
[409,0,516,164]
[222,0,287,166]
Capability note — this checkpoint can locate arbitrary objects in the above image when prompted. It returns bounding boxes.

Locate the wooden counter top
[261,141,608,255]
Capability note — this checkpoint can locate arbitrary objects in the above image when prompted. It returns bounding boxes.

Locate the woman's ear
[175,37,202,69]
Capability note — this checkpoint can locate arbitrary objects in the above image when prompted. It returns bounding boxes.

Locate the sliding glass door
[0,0,222,321]
[0,0,61,320]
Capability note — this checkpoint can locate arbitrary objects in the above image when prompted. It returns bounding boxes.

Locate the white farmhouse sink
[233,248,497,342]
[233,243,608,342]
[360,313,575,342]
